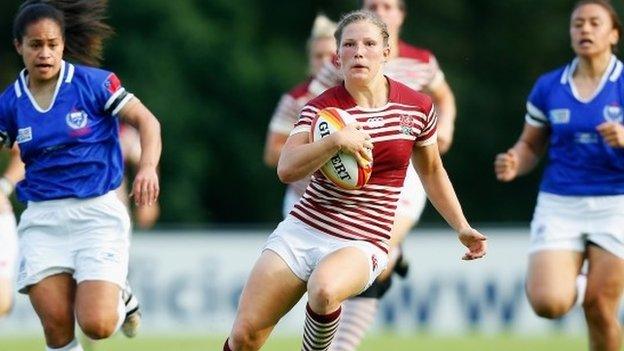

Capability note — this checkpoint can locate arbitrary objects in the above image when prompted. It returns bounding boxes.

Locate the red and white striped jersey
[308,41,445,96]
[268,79,313,196]
[384,41,444,92]
[290,78,437,253]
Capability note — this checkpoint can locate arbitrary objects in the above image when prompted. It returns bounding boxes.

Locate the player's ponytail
[13,0,114,67]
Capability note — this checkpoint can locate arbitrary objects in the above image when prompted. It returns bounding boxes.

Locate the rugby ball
[310,107,373,190]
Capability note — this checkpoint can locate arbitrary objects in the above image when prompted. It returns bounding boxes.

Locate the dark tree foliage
[0,0,621,225]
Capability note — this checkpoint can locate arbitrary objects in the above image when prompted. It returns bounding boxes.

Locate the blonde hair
[334,10,389,48]
[307,14,337,49]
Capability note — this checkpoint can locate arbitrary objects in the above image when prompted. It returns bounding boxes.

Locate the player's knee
[230,320,263,350]
[583,292,616,326]
[308,283,340,314]
[0,299,12,317]
[78,311,118,340]
[528,297,570,319]
[41,313,74,346]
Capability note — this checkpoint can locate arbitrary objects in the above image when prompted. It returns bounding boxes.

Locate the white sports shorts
[17,191,131,293]
[394,163,427,222]
[264,215,388,292]
[0,212,18,279]
[529,192,624,259]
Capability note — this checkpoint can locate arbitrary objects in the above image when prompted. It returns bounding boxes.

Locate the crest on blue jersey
[603,105,623,123]
[549,109,570,124]
[66,110,89,129]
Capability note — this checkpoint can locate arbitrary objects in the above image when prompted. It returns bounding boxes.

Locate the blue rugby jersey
[525,55,624,196]
[0,61,134,202]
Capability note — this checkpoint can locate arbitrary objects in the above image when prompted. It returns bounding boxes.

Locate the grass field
[0,335,588,351]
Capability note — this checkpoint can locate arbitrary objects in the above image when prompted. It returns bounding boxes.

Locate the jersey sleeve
[268,94,301,135]
[290,104,319,136]
[0,91,16,148]
[415,103,438,146]
[425,55,445,92]
[525,77,549,128]
[92,70,135,117]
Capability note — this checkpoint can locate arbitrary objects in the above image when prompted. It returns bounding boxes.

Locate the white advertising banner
[0,228,596,335]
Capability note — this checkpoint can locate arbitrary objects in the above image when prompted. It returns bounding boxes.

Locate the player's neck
[28,74,59,95]
[346,74,389,108]
[575,52,613,81]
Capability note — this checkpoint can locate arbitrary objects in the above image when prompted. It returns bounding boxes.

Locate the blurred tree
[0,0,621,225]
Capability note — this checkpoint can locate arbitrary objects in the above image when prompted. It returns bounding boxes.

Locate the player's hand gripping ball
[310,107,373,189]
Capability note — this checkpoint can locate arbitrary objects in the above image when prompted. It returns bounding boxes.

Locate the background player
[0,146,24,318]
[0,1,161,350]
[264,14,337,217]
[495,1,624,350]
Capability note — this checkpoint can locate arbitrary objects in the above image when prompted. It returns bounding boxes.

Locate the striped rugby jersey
[289,77,437,252]
[268,79,313,196]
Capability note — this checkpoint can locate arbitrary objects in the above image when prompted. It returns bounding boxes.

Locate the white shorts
[0,212,18,279]
[17,191,131,293]
[395,163,427,222]
[264,216,388,291]
[529,192,624,259]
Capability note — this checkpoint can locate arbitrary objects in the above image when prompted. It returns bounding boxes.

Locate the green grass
[0,334,588,351]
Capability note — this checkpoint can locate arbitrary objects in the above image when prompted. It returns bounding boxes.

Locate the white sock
[115,290,126,332]
[330,298,379,351]
[575,273,587,306]
[46,339,83,351]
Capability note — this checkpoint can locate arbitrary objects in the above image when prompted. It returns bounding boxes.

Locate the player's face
[309,37,337,76]
[363,0,404,37]
[14,19,64,83]
[338,20,390,85]
[570,4,618,58]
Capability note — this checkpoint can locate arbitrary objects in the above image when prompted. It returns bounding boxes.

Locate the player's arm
[277,125,372,184]
[0,145,23,213]
[411,144,486,260]
[264,132,289,167]
[428,81,456,155]
[118,98,161,206]
[494,123,549,182]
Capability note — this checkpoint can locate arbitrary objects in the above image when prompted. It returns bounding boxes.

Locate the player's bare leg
[331,215,413,351]
[75,281,123,340]
[225,250,307,351]
[304,247,371,351]
[526,250,584,318]
[583,245,624,351]
[29,273,81,350]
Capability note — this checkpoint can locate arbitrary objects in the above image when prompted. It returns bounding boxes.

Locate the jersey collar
[561,55,622,103]
[19,60,72,113]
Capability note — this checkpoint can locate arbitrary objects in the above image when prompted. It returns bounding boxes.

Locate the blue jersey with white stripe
[0,61,134,202]
[525,55,624,196]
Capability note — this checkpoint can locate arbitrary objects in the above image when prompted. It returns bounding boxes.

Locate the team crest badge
[399,115,414,135]
[66,110,89,129]
[603,104,623,123]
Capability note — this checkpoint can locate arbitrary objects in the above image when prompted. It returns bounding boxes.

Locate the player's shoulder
[306,84,353,110]
[388,78,432,109]
[398,40,434,62]
[0,76,20,108]
[533,62,572,90]
[287,78,313,99]
[71,63,117,85]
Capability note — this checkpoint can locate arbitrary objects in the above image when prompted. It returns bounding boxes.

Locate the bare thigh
[232,250,307,342]
[526,250,584,315]
[585,245,624,309]
[28,273,76,346]
[75,280,121,327]
[0,278,13,315]
[308,246,371,311]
